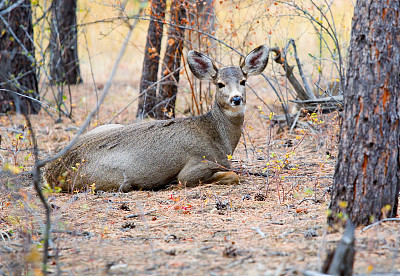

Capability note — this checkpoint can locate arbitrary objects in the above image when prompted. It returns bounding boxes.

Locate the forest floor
[1,83,399,275]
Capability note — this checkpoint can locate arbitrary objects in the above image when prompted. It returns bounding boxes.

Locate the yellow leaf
[3,163,20,174]
[269,112,275,120]
[383,204,391,211]
[26,246,41,263]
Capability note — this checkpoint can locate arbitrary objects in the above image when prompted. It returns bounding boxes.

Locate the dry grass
[1,83,399,275]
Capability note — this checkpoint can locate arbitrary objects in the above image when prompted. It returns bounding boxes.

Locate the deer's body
[45,45,269,192]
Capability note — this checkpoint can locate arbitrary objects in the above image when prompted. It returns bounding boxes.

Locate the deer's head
[188,45,270,116]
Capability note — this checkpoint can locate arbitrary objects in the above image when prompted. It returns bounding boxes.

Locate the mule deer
[45,45,270,192]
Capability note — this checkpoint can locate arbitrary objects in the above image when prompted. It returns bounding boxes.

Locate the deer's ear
[187,50,218,80]
[241,45,269,76]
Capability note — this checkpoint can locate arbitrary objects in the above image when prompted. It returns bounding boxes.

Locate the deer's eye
[217,82,225,89]
[240,80,246,86]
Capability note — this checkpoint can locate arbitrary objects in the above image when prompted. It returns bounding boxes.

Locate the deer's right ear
[187,51,218,80]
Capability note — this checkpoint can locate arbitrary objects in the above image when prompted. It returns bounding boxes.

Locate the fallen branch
[297,198,320,205]
[250,226,266,238]
[125,209,157,219]
[270,43,316,101]
[322,221,355,276]
[290,95,343,105]
[225,255,253,269]
[360,218,400,233]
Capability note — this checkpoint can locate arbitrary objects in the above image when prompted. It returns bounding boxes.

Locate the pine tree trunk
[0,0,40,114]
[156,0,186,119]
[136,0,166,119]
[49,0,82,85]
[328,0,400,227]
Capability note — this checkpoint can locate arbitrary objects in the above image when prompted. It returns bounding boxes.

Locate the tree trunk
[156,0,187,119]
[328,0,400,227]
[188,0,215,42]
[136,0,166,119]
[0,0,40,114]
[187,0,216,115]
[49,0,82,85]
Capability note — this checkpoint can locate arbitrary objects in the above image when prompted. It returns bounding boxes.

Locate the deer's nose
[231,96,243,106]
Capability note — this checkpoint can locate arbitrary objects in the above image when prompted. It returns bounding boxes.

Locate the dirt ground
[1,83,399,275]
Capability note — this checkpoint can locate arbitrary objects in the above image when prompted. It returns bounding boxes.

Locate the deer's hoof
[212,171,239,185]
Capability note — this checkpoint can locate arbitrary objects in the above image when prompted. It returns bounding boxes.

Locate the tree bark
[328,0,400,227]
[49,0,82,85]
[156,0,186,119]
[0,0,40,114]
[137,0,166,119]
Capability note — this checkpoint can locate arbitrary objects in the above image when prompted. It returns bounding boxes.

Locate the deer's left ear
[240,45,269,76]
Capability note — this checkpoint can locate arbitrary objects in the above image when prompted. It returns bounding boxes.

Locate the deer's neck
[210,102,244,154]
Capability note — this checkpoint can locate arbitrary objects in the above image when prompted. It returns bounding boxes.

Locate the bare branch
[361,218,400,233]
[0,0,25,16]
[287,39,315,100]
[1,89,57,112]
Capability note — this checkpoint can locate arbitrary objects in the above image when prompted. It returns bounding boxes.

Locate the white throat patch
[224,105,246,117]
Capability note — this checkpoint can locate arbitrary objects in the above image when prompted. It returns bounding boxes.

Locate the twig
[290,109,301,133]
[23,114,51,274]
[302,271,331,276]
[52,230,93,237]
[250,226,266,238]
[247,85,273,113]
[1,89,57,112]
[225,255,253,269]
[164,234,178,242]
[298,198,319,205]
[125,209,157,219]
[360,218,400,233]
[314,83,343,104]
[0,0,25,16]
[238,170,270,178]
[0,231,11,242]
[288,39,315,100]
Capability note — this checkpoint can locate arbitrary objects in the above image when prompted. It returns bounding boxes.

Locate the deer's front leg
[177,161,239,187]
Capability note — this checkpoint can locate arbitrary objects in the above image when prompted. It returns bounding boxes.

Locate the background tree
[136,0,166,119]
[0,0,40,114]
[328,0,399,227]
[49,0,82,85]
[187,0,216,115]
[156,0,187,119]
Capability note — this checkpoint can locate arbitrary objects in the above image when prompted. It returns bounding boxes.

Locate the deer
[45,45,270,192]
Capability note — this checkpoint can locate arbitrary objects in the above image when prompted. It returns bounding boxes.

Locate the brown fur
[45,45,270,192]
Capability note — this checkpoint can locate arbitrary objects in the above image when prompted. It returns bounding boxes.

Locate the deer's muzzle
[231,96,243,106]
